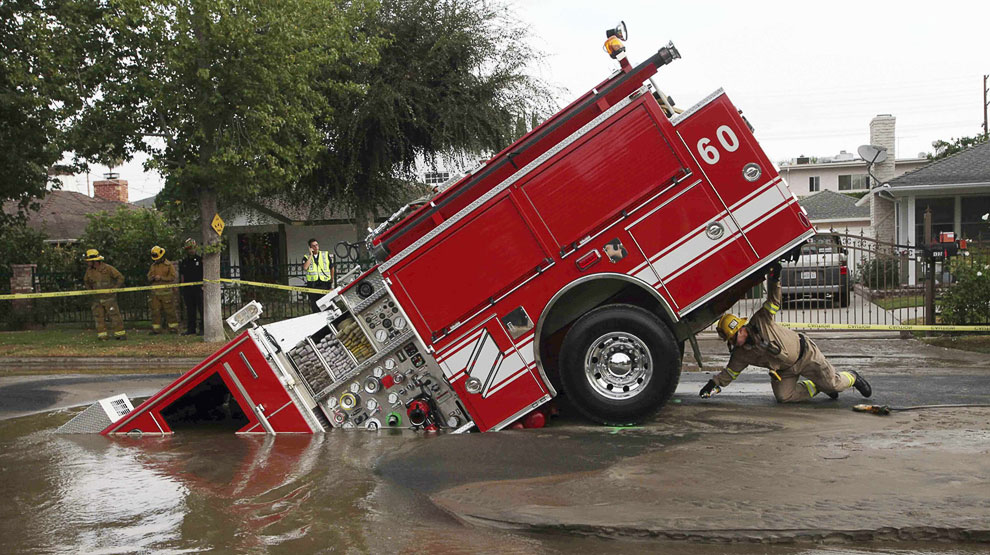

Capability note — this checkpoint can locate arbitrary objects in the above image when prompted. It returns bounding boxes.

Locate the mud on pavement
[421,403,990,544]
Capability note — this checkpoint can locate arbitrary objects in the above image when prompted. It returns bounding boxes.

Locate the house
[221,199,369,278]
[778,115,928,199]
[883,140,990,246]
[2,177,136,244]
[799,190,871,237]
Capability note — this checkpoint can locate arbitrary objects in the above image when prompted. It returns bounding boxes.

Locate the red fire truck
[60,34,814,437]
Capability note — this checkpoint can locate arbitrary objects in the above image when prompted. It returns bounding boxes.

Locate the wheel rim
[583,331,653,400]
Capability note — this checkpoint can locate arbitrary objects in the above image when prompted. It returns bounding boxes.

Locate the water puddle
[0,409,986,553]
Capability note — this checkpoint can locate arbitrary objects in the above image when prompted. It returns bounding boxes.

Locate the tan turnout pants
[150,292,179,333]
[92,298,125,339]
[770,338,855,402]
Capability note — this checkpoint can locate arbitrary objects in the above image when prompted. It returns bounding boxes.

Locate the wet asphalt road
[1,335,987,421]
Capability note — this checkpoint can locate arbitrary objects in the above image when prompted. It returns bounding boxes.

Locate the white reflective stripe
[728,181,785,229]
[763,301,779,314]
[800,380,817,397]
[725,367,740,380]
[841,371,856,387]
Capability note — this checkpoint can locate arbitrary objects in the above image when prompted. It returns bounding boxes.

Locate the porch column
[907,196,917,285]
[954,196,962,236]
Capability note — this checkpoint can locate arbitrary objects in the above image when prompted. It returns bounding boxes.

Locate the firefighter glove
[699,379,720,398]
[767,261,782,280]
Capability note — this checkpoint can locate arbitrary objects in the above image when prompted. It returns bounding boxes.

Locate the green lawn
[873,295,925,310]
[0,327,224,358]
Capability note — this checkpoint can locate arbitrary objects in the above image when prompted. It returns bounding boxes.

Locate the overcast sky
[515,0,989,161]
[64,0,989,200]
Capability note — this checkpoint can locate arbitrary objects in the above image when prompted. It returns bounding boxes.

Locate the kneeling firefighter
[700,262,873,402]
[148,246,179,334]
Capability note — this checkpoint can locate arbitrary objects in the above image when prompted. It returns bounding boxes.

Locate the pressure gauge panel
[362,297,405,347]
[319,329,470,432]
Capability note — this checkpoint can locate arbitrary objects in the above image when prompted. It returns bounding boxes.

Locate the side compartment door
[626,180,756,313]
[390,196,550,337]
[435,317,549,432]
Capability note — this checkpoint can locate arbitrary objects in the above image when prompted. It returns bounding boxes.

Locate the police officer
[178,238,203,335]
[700,262,872,402]
[302,238,334,313]
[83,249,126,340]
[147,246,179,334]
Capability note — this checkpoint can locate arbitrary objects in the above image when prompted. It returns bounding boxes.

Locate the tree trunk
[200,187,224,342]
[352,206,370,247]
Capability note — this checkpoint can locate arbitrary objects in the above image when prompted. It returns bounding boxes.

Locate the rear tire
[559,304,681,426]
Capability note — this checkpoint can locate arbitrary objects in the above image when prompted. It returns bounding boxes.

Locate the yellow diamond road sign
[211,213,225,236]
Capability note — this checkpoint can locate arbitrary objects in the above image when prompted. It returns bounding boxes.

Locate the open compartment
[333,316,375,363]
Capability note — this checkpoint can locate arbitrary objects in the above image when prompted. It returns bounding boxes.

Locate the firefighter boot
[825,390,839,400]
[849,370,872,398]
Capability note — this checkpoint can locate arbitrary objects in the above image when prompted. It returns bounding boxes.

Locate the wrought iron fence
[720,232,989,327]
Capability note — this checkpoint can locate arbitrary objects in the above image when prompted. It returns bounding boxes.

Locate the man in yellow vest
[303,237,334,313]
[83,249,126,340]
[147,246,179,334]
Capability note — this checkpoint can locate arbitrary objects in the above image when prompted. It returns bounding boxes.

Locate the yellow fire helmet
[716,313,747,342]
[84,249,104,261]
[151,245,166,261]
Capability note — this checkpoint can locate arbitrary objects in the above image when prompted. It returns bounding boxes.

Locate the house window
[914,197,955,245]
[424,172,450,185]
[838,174,870,191]
[809,176,820,192]
[960,195,990,241]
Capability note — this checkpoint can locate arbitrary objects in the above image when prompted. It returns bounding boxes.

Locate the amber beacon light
[603,21,628,59]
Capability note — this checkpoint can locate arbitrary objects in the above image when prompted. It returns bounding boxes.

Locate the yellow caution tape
[0,282,205,300]
[210,278,333,295]
[779,322,990,332]
[0,278,333,300]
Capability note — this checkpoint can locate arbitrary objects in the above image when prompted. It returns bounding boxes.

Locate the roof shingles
[799,190,870,220]
[888,141,990,187]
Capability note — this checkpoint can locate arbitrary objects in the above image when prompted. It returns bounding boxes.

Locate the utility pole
[984,74,989,139]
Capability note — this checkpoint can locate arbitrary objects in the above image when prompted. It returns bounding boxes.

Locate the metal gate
[723,232,939,326]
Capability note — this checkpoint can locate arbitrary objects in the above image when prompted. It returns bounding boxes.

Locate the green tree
[66,0,377,341]
[0,1,111,227]
[292,0,555,236]
[928,135,989,161]
[79,207,185,284]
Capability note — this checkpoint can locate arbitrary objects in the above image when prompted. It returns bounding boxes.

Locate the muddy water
[0,411,985,554]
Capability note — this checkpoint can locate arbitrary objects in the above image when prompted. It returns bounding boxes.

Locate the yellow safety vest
[305,251,333,282]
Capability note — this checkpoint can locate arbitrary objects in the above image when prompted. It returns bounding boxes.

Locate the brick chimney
[93,177,129,203]
[869,114,896,244]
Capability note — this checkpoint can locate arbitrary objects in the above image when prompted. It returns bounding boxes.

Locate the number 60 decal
[696,125,740,165]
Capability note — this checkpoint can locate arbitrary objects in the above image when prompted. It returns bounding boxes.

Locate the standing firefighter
[700,262,873,402]
[147,246,179,334]
[179,238,203,335]
[83,249,126,340]
[303,238,334,313]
